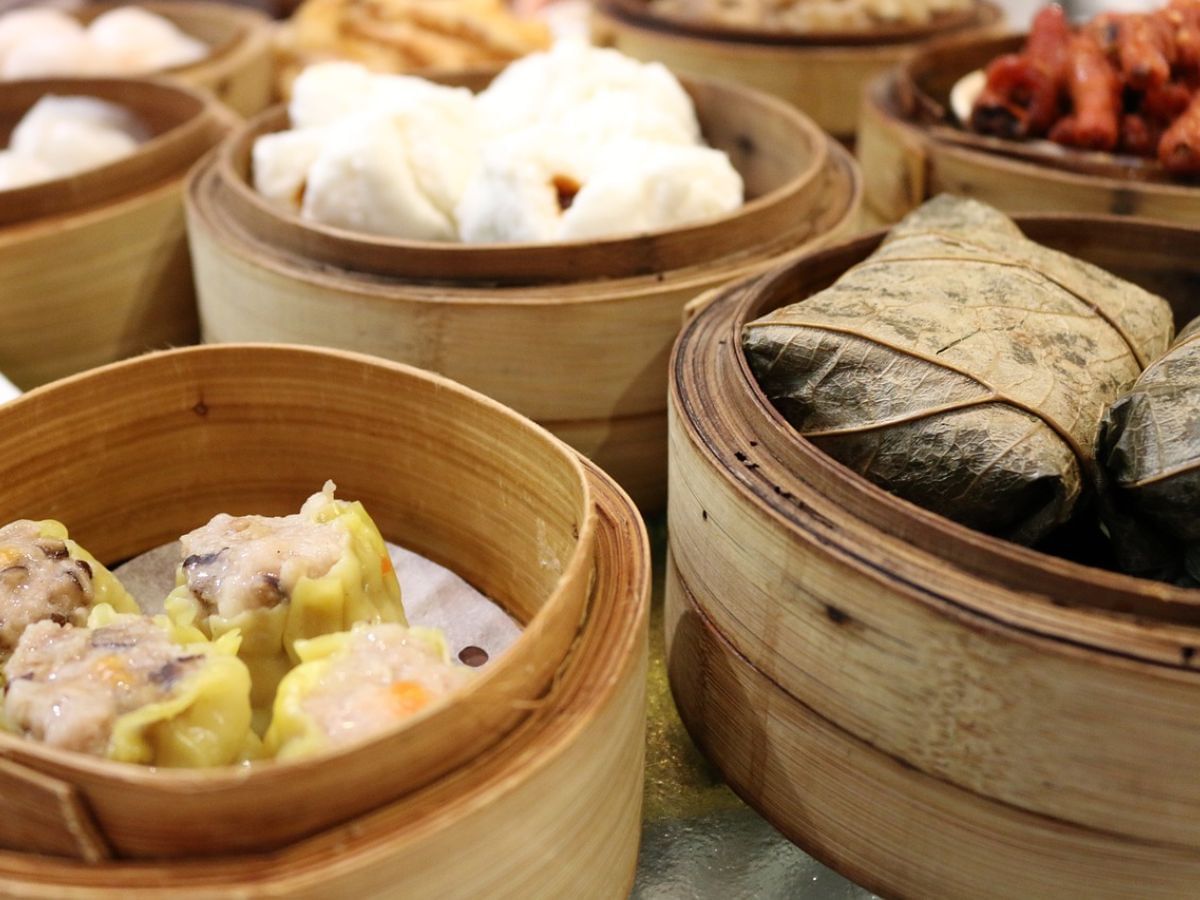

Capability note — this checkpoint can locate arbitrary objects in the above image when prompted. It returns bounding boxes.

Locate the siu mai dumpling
[0,519,139,678]
[264,623,472,760]
[2,604,254,767]
[165,482,405,711]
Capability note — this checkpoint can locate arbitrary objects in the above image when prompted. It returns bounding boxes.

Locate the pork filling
[3,617,202,756]
[302,625,471,747]
[178,509,345,620]
[0,520,95,659]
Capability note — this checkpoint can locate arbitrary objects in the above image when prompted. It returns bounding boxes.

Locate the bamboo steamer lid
[73,2,275,117]
[591,0,1004,141]
[185,73,863,511]
[0,78,234,391]
[667,216,1200,896]
[858,32,1200,223]
[0,344,605,861]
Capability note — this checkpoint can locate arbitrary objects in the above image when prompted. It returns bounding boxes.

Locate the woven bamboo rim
[666,216,1200,891]
[0,459,648,898]
[599,0,982,47]
[591,2,1004,139]
[0,78,230,228]
[0,344,597,860]
[664,563,1200,898]
[857,32,1200,222]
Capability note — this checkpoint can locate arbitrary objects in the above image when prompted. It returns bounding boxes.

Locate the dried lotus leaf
[744,195,1174,544]
[1098,318,1200,580]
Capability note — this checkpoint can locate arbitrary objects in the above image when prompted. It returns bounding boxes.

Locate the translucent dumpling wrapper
[0,9,84,73]
[3,30,98,80]
[0,519,139,680]
[2,604,256,767]
[86,7,208,75]
[0,151,55,191]
[165,482,406,713]
[9,95,147,178]
[263,623,472,760]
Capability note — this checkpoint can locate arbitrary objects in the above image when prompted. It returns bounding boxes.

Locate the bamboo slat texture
[858,33,1200,223]
[0,344,605,861]
[667,216,1200,896]
[0,78,233,389]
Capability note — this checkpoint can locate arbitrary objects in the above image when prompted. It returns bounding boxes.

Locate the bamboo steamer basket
[666,217,1200,897]
[590,0,1003,141]
[0,78,234,391]
[858,33,1200,223]
[185,73,862,512]
[74,2,274,117]
[0,343,606,862]
[0,420,649,900]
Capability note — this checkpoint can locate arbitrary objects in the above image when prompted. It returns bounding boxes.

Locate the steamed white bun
[560,140,742,240]
[287,62,377,129]
[87,7,208,74]
[302,110,457,241]
[0,151,55,191]
[252,128,328,211]
[476,41,700,145]
[457,131,742,243]
[456,127,591,244]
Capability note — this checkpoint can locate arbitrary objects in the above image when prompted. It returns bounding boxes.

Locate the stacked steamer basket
[591,0,1004,142]
[0,344,649,897]
[74,2,275,117]
[0,79,233,390]
[666,217,1200,897]
[860,32,1200,223]
[185,72,862,512]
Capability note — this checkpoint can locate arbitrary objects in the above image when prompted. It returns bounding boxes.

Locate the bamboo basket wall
[185,75,862,511]
[76,2,274,117]
[858,33,1200,223]
[590,0,1003,141]
[0,78,234,391]
[0,344,618,862]
[0,457,647,900]
[666,217,1200,897]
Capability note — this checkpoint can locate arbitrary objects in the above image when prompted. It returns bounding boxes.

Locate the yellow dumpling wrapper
[264,624,467,761]
[164,484,406,716]
[0,519,139,686]
[3,604,257,768]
